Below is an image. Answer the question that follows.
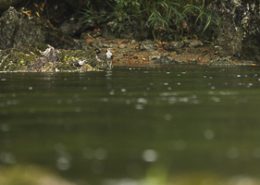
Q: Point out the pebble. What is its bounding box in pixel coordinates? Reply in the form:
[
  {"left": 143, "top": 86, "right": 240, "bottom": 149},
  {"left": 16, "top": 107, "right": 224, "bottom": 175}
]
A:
[
  {"left": 189, "top": 39, "right": 203, "bottom": 48},
  {"left": 139, "top": 40, "right": 157, "bottom": 51},
  {"left": 118, "top": 43, "right": 126, "bottom": 49},
  {"left": 163, "top": 41, "right": 184, "bottom": 51}
]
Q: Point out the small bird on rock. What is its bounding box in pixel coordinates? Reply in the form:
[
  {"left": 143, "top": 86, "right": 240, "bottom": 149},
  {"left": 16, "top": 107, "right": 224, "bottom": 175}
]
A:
[
  {"left": 106, "top": 48, "right": 113, "bottom": 69},
  {"left": 40, "top": 45, "right": 60, "bottom": 62},
  {"left": 95, "top": 48, "right": 113, "bottom": 69}
]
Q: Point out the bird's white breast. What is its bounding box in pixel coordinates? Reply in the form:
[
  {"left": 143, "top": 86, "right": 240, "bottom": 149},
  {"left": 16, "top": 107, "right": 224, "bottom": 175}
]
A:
[{"left": 106, "top": 50, "right": 113, "bottom": 59}]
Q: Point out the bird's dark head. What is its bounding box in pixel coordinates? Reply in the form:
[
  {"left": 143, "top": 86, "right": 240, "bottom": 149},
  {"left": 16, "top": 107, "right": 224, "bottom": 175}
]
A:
[{"left": 95, "top": 48, "right": 101, "bottom": 54}]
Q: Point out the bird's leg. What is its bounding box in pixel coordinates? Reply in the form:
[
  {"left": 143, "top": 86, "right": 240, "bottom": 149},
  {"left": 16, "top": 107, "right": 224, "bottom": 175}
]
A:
[{"left": 107, "top": 60, "right": 113, "bottom": 70}]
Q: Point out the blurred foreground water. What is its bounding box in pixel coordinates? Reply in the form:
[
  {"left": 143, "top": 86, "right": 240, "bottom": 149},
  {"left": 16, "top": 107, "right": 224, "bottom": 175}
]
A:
[{"left": 1, "top": 65, "right": 260, "bottom": 185}]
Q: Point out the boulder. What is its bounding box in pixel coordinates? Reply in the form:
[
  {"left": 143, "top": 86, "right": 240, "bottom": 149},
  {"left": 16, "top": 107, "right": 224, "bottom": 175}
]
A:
[
  {"left": 210, "top": 0, "right": 260, "bottom": 61},
  {"left": 0, "top": 7, "right": 45, "bottom": 49},
  {"left": 0, "top": 0, "right": 24, "bottom": 11},
  {"left": 0, "top": 7, "right": 80, "bottom": 50}
]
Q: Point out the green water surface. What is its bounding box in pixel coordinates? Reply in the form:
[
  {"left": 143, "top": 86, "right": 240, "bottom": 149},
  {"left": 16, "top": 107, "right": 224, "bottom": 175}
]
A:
[{"left": 1, "top": 66, "right": 260, "bottom": 184}]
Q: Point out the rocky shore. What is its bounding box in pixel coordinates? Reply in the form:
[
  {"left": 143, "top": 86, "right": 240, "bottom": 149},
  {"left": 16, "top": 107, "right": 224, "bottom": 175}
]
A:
[{"left": 0, "top": 4, "right": 259, "bottom": 72}]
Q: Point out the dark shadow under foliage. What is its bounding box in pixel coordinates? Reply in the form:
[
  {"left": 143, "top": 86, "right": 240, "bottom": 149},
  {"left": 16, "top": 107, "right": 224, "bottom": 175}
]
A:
[{"left": 81, "top": 0, "right": 219, "bottom": 40}]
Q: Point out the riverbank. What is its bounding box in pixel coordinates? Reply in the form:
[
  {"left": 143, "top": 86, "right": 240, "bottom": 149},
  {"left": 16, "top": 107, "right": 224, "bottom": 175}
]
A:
[
  {"left": 0, "top": 36, "right": 257, "bottom": 73},
  {"left": 0, "top": 4, "right": 259, "bottom": 72},
  {"left": 91, "top": 37, "right": 257, "bottom": 67}
]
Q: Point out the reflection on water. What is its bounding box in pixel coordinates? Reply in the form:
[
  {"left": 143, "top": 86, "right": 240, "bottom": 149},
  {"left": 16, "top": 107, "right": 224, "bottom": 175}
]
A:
[
  {"left": 1, "top": 166, "right": 260, "bottom": 185},
  {"left": 0, "top": 166, "right": 74, "bottom": 185},
  {"left": 1, "top": 66, "right": 260, "bottom": 184}
]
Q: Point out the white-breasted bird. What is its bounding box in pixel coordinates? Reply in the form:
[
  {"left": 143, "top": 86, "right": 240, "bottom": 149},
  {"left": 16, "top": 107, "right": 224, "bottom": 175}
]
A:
[
  {"left": 95, "top": 48, "right": 113, "bottom": 69},
  {"left": 106, "top": 48, "right": 113, "bottom": 69}
]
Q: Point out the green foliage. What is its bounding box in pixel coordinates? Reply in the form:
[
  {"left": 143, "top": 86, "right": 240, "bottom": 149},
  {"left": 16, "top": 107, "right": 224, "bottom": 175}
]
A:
[
  {"left": 145, "top": 0, "right": 183, "bottom": 39},
  {"left": 81, "top": 1, "right": 110, "bottom": 27},
  {"left": 183, "top": 1, "right": 220, "bottom": 33},
  {"left": 82, "top": 0, "right": 219, "bottom": 39}
]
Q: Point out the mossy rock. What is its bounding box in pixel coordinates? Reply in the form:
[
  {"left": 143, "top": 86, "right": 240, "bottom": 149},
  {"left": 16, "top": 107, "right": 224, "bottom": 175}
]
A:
[
  {"left": 0, "top": 47, "right": 100, "bottom": 72},
  {"left": 0, "top": 48, "right": 39, "bottom": 71}
]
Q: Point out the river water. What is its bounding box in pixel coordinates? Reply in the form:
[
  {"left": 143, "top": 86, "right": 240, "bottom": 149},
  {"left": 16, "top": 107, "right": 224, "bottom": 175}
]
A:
[{"left": 1, "top": 66, "right": 260, "bottom": 185}]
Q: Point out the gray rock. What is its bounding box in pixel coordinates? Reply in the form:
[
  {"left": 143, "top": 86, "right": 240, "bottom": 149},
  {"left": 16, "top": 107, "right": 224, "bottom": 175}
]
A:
[
  {"left": 0, "top": 7, "right": 81, "bottom": 50},
  {"left": 210, "top": 0, "right": 260, "bottom": 61},
  {"left": 0, "top": 0, "right": 24, "bottom": 11},
  {"left": 139, "top": 40, "right": 157, "bottom": 51},
  {"left": 163, "top": 41, "right": 184, "bottom": 51},
  {"left": 0, "top": 7, "right": 46, "bottom": 49},
  {"left": 149, "top": 54, "right": 178, "bottom": 64},
  {"left": 189, "top": 40, "right": 203, "bottom": 48}
]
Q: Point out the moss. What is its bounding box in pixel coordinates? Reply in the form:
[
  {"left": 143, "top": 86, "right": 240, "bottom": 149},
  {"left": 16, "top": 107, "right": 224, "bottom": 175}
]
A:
[
  {"left": 56, "top": 61, "right": 75, "bottom": 71},
  {"left": 56, "top": 49, "right": 97, "bottom": 71},
  {"left": 0, "top": 47, "right": 98, "bottom": 72},
  {"left": 0, "top": 48, "right": 38, "bottom": 71}
]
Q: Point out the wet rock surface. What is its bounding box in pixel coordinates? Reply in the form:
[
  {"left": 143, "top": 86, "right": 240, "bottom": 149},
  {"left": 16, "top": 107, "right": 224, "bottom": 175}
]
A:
[
  {"left": 0, "top": 0, "right": 24, "bottom": 10},
  {"left": 0, "top": 7, "right": 80, "bottom": 50},
  {"left": 0, "top": 7, "right": 45, "bottom": 49},
  {"left": 139, "top": 40, "right": 157, "bottom": 51},
  {"left": 210, "top": 0, "right": 260, "bottom": 61},
  {"left": 209, "top": 56, "right": 254, "bottom": 66},
  {"left": 162, "top": 41, "right": 184, "bottom": 52},
  {"left": 242, "top": 35, "right": 260, "bottom": 62}
]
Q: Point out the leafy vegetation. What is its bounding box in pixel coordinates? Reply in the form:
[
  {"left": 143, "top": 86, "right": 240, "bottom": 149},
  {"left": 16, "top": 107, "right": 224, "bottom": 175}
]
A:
[{"left": 81, "top": 0, "right": 220, "bottom": 40}]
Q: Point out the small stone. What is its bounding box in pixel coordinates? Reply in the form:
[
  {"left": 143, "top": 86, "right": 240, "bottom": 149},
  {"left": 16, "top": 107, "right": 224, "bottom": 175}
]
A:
[
  {"left": 163, "top": 41, "right": 184, "bottom": 51},
  {"left": 103, "top": 43, "right": 113, "bottom": 48},
  {"left": 118, "top": 43, "right": 126, "bottom": 49},
  {"left": 139, "top": 40, "right": 157, "bottom": 51},
  {"left": 150, "top": 54, "right": 178, "bottom": 64},
  {"left": 189, "top": 39, "right": 203, "bottom": 48},
  {"left": 149, "top": 55, "right": 160, "bottom": 62},
  {"left": 131, "top": 40, "right": 136, "bottom": 44},
  {"left": 80, "top": 64, "right": 95, "bottom": 72}
]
